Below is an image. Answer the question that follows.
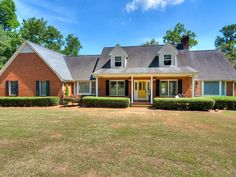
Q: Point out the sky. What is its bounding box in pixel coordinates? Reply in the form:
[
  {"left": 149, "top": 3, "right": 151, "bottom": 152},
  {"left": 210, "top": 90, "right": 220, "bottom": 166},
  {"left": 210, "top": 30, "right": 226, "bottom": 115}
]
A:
[{"left": 14, "top": 0, "right": 236, "bottom": 55}]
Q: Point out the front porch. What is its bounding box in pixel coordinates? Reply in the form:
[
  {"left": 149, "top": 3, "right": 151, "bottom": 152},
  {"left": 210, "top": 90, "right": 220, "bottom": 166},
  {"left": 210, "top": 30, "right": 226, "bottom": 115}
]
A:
[{"left": 95, "top": 75, "right": 195, "bottom": 104}]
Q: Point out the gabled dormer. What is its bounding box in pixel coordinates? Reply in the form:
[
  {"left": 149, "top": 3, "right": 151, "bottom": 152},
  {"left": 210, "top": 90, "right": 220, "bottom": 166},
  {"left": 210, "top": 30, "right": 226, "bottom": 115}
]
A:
[
  {"left": 109, "top": 44, "right": 128, "bottom": 68},
  {"left": 158, "top": 43, "right": 178, "bottom": 67}
]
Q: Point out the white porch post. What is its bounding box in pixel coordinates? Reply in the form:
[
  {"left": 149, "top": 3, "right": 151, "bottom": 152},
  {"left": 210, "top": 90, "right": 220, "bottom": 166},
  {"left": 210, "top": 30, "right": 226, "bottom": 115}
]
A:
[
  {"left": 96, "top": 77, "right": 98, "bottom": 97},
  {"left": 219, "top": 81, "right": 222, "bottom": 96},
  {"left": 150, "top": 76, "right": 153, "bottom": 104},
  {"left": 233, "top": 81, "right": 235, "bottom": 96},
  {"left": 201, "top": 81, "right": 204, "bottom": 96},
  {"left": 77, "top": 82, "right": 79, "bottom": 95},
  {"left": 192, "top": 75, "right": 195, "bottom": 98},
  {"left": 131, "top": 76, "right": 134, "bottom": 103}
]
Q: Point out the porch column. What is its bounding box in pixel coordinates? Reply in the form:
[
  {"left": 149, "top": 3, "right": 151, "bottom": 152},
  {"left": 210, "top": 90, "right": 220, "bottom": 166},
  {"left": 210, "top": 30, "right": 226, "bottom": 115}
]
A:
[
  {"left": 192, "top": 75, "right": 195, "bottom": 98},
  {"left": 233, "top": 81, "right": 235, "bottom": 96},
  {"left": 150, "top": 76, "right": 153, "bottom": 104},
  {"left": 96, "top": 77, "right": 98, "bottom": 97},
  {"left": 219, "top": 81, "right": 222, "bottom": 96},
  {"left": 131, "top": 76, "right": 134, "bottom": 103}
]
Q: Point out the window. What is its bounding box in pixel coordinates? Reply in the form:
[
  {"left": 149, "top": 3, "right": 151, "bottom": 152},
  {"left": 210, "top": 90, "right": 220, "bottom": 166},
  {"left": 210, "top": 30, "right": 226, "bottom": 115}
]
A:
[
  {"left": 8, "top": 81, "right": 18, "bottom": 96},
  {"left": 36, "top": 81, "right": 49, "bottom": 96},
  {"left": 39, "top": 81, "right": 47, "bottom": 96},
  {"left": 79, "top": 81, "right": 96, "bottom": 95},
  {"left": 109, "top": 80, "right": 125, "bottom": 96},
  {"left": 160, "top": 80, "right": 177, "bottom": 97},
  {"left": 91, "top": 82, "right": 96, "bottom": 95},
  {"left": 115, "top": 57, "right": 122, "bottom": 67},
  {"left": 204, "top": 81, "right": 220, "bottom": 96},
  {"left": 79, "top": 82, "right": 90, "bottom": 94},
  {"left": 164, "top": 54, "right": 172, "bottom": 66}
]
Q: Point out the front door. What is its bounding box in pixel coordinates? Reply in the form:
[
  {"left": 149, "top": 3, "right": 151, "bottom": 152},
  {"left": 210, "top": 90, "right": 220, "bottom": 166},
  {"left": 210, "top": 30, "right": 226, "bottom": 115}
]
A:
[{"left": 134, "top": 80, "right": 150, "bottom": 101}]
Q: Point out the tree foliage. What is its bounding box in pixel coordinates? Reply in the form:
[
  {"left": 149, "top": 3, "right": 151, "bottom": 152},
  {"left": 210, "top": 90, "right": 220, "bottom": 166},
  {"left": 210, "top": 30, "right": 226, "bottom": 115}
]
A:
[
  {"left": 0, "top": 26, "right": 10, "bottom": 68},
  {"left": 0, "top": 0, "right": 19, "bottom": 31},
  {"left": 63, "top": 34, "right": 82, "bottom": 56},
  {"left": 143, "top": 38, "right": 159, "bottom": 46},
  {"left": 215, "top": 24, "right": 236, "bottom": 65},
  {"left": 163, "top": 23, "right": 198, "bottom": 48}
]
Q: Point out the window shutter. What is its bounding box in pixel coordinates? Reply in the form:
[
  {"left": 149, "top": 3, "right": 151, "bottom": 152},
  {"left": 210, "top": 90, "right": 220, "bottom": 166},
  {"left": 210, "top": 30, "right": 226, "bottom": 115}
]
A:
[
  {"left": 156, "top": 80, "right": 160, "bottom": 97},
  {"left": 16, "top": 81, "right": 19, "bottom": 96},
  {"left": 178, "top": 79, "right": 183, "bottom": 94},
  {"left": 46, "top": 80, "right": 50, "bottom": 96},
  {"left": 106, "top": 80, "right": 109, "bottom": 96},
  {"left": 5, "top": 81, "right": 9, "bottom": 96},
  {"left": 36, "top": 80, "right": 39, "bottom": 96},
  {"left": 125, "top": 80, "right": 129, "bottom": 96}
]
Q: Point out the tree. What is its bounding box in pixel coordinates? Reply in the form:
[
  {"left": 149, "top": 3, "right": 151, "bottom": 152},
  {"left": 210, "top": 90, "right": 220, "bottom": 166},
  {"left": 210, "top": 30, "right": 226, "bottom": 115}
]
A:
[
  {"left": 44, "top": 25, "right": 64, "bottom": 52},
  {"left": 163, "top": 23, "right": 198, "bottom": 48},
  {"left": 0, "top": 26, "right": 11, "bottom": 68},
  {"left": 20, "top": 17, "right": 64, "bottom": 51},
  {"left": 20, "top": 17, "right": 47, "bottom": 45},
  {"left": 143, "top": 38, "right": 159, "bottom": 46},
  {"left": 215, "top": 24, "right": 236, "bottom": 64},
  {"left": 63, "top": 34, "right": 82, "bottom": 56},
  {"left": 0, "top": 0, "right": 19, "bottom": 31}
]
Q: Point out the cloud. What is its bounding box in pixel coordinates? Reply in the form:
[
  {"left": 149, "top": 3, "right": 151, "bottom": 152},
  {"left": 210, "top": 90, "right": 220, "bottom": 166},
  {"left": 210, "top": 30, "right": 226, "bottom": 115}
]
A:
[
  {"left": 14, "top": 0, "right": 77, "bottom": 24},
  {"left": 125, "top": 0, "right": 185, "bottom": 13}
]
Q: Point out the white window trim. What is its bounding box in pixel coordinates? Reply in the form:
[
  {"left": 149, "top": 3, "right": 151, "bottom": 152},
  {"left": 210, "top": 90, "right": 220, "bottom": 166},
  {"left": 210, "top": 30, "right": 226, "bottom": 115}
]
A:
[
  {"left": 160, "top": 80, "right": 178, "bottom": 97},
  {"left": 39, "top": 81, "right": 47, "bottom": 96},
  {"left": 114, "top": 56, "right": 122, "bottom": 68},
  {"left": 202, "top": 81, "right": 227, "bottom": 96},
  {"left": 109, "top": 80, "right": 125, "bottom": 96},
  {"left": 78, "top": 81, "right": 96, "bottom": 95},
  {"left": 163, "top": 54, "right": 172, "bottom": 66}
]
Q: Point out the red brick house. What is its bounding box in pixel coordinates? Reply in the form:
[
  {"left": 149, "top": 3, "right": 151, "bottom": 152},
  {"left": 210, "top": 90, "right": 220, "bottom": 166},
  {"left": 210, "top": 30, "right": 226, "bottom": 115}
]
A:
[{"left": 0, "top": 38, "right": 236, "bottom": 104}]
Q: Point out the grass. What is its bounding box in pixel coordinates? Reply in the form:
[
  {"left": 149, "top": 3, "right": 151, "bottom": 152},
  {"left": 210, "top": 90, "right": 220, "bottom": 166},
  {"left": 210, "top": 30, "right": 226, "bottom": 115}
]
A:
[{"left": 0, "top": 107, "right": 236, "bottom": 177}]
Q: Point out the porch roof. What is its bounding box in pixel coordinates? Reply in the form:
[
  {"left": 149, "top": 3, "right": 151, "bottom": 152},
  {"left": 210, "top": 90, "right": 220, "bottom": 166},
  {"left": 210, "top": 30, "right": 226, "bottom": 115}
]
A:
[{"left": 93, "top": 66, "right": 198, "bottom": 76}]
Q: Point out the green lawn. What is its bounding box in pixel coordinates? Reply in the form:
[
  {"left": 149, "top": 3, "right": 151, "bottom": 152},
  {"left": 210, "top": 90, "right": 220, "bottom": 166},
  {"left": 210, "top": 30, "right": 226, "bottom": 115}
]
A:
[{"left": 0, "top": 108, "right": 236, "bottom": 177}]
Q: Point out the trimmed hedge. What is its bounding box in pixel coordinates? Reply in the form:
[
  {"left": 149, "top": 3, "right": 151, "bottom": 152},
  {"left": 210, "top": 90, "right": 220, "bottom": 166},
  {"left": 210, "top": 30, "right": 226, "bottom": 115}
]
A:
[
  {"left": 153, "top": 98, "right": 215, "bottom": 111},
  {"left": 82, "top": 96, "right": 130, "bottom": 108},
  {"left": 0, "top": 97, "right": 60, "bottom": 107},
  {"left": 210, "top": 96, "right": 236, "bottom": 110}
]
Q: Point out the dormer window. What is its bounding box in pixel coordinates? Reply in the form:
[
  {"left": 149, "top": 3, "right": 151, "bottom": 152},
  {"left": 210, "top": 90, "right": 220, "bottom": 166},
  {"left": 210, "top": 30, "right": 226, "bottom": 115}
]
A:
[
  {"left": 115, "top": 57, "right": 122, "bottom": 67},
  {"left": 164, "top": 55, "right": 172, "bottom": 66}
]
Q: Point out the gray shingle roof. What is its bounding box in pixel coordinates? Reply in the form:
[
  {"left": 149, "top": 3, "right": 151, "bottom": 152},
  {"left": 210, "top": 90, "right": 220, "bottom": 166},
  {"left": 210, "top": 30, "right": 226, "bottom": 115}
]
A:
[
  {"left": 177, "top": 50, "right": 236, "bottom": 80},
  {"left": 96, "top": 45, "right": 164, "bottom": 69},
  {"left": 94, "top": 67, "right": 198, "bottom": 75},
  {"left": 28, "top": 41, "right": 73, "bottom": 81},
  {"left": 65, "top": 55, "right": 99, "bottom": 80}
]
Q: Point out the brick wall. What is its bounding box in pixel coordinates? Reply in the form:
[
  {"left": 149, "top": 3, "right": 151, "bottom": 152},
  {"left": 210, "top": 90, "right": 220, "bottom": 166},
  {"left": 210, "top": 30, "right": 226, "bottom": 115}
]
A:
[
  {"left": 0, "top": 53, "right": 63, "bottom": 98},
  {"left": 227, "top": 81, "right": 233, "bottom": 96}
]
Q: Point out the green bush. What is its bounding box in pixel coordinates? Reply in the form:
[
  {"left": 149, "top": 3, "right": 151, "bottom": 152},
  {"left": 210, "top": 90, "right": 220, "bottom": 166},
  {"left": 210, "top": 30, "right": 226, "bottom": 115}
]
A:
[
  {"left": 0, "top": 97, "right": 60, "bottom": 107},
  {"left": 82, "top": 96, "right": 130, "bottom": 108},
  {"left": 210, "top": 96, "right": 236, "bottom": 110},
  {"left": 153, "top": 98, "right": 215, "bottom": 111}
]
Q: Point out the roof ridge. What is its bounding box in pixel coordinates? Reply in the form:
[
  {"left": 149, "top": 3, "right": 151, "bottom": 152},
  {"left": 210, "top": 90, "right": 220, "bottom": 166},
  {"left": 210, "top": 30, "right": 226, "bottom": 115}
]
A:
[
  {"left": 186, "top": 49, "right": 220, "bottom": 52},
  {"left": 26, "top": 40, "right": 65, "bottom": 56},
  {"left": 103, "top": 44, "right": 164, "bottom": 49}
]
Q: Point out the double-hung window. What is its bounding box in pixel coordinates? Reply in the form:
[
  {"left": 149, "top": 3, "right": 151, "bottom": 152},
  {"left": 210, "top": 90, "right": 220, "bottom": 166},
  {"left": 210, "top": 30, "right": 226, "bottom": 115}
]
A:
[
  {"left": 79, "top": 81, "right": 96, "bottom": 95},
  {"left": 114, "top": 57, "right": 122, "bottom": 67},
  {"left": 7, "top": 81, "right": 18, "bottom": 96},
  {"left": 160, "top": 80, "right": 177, "bottom": 97},
  {"left": 39, "top": 81, "right": 47, "bottom": 96},
  {"left": 109, "top": 80, "right": 125, "bottom": 96},
  {"left": 164, "top": 54, "right": 172, "bottom": 66},
  {"left": 36, "top": 81, "right": 50, "bottom": 96}
]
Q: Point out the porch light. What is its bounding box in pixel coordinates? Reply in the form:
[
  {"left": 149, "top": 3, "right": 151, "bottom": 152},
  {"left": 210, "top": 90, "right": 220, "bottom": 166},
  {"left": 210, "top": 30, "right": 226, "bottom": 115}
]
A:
[{"left": 153, "top": 78, "right": 156, "bottom": 82}]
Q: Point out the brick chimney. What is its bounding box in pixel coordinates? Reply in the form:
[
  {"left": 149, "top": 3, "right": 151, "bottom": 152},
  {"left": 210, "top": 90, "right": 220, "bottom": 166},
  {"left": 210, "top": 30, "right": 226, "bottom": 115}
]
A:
[{"left": 181, "top": 35, "right": 190, "bottom": 50}]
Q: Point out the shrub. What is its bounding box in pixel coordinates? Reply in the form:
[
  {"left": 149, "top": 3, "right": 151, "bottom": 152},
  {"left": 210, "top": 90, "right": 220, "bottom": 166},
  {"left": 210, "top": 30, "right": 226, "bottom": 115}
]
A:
[
  {"left": 82, "top": 96, "right": 130, "bottom": 108},
  {"left": 0, "top": 97, "right": 60, "bottom": 107},
  {"left": 153, "top": 97, "right": 215, "bottom": 111},
  {"left": 210, "top": 96, "right": 236, "bottom": 110}
]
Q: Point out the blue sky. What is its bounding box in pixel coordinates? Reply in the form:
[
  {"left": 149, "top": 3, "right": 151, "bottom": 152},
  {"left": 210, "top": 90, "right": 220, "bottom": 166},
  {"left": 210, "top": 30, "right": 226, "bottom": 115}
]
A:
[{"left": 15, "top": 0, "right": 235, "bottom": 55}]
